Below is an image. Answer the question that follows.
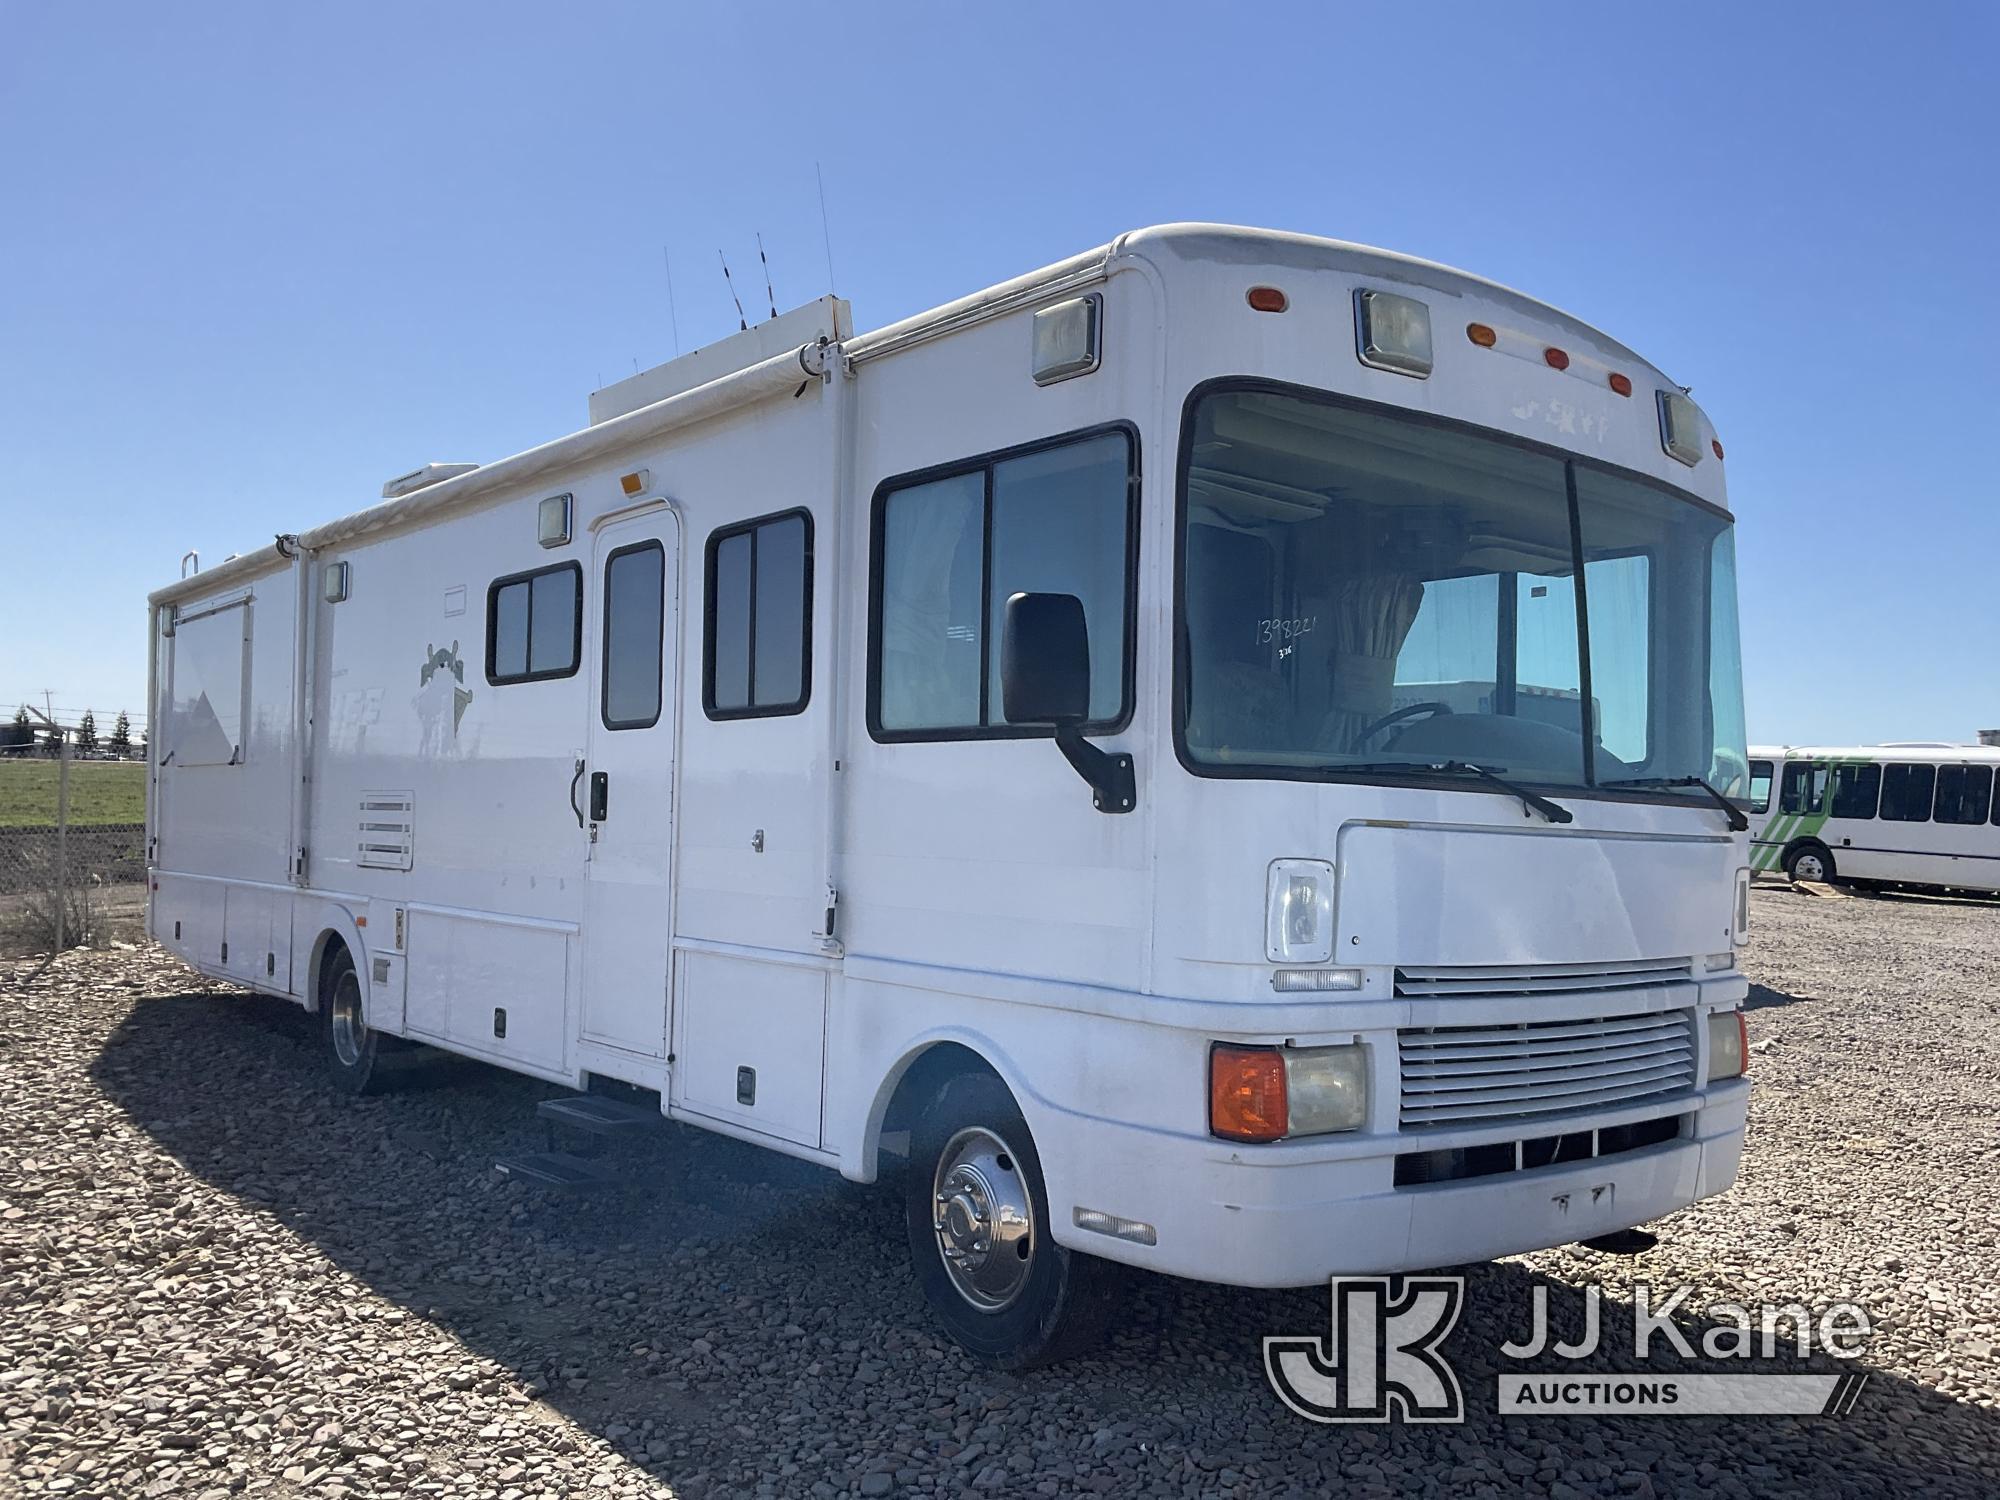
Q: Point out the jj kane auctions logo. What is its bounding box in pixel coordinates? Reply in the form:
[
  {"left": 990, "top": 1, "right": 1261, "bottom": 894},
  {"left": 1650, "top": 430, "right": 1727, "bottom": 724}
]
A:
[{"left": 1266, "top": 1278, "right": 1873, "bottom": 1422}]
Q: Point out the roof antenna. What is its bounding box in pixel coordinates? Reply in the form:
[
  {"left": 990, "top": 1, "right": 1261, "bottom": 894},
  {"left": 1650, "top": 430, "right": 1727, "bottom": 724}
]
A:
[
  {"left": 815, "top": 161, "right": 837, "bottom": 292},
  {"left": 756, "top": 232, "right": 778, "bottom": 320},
  {"left": 719, "top": 249, "right": 748, "bottom": 331},
  {"left": 662, "top": 246, "right": 682, "bottom": 356}
]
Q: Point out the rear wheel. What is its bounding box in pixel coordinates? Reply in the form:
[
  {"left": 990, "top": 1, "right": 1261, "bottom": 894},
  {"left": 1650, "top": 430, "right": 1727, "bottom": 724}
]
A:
[
  {"left": 1785, "top": 843, "right": 1836, "bottom": 884},
  {"left": 321, "top": 945, "right": 384, "bottom": 1095},
  {"left": 904, "top": 1072, "right": 1124, "bottom": 1369}
]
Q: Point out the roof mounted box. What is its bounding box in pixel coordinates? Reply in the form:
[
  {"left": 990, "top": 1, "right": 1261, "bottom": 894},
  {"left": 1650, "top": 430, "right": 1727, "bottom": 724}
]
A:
[
  {"left": 588, "top": 296, "right": 852, "bottom": 426},
  {"left": 382, "top": 462, "right": 480, "bottom": 500}
]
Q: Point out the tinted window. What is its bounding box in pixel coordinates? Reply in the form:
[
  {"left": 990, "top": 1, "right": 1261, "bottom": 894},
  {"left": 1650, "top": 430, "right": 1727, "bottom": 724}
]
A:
[
  {"left": 602, "top": 543, "right": 664, "bottom": 729},
  {"left": 487, "top": 563, "right": 581, "bottom": 683},
  {"left": 1829, "top": 762, "right": 1880, "bottom": 820},
  {"left": 1748, "top": 759, "right": 1773, "bottom": 815},
  {"left": 1879, "top": 763, "right": 1936, "bottom": 822},
  {"left": 1935, "top": 764, "right": 1993, "bottom": 825},
  {"left": 1780, "top": 762, "right": 1827, "bottom": 815},
  {"left": 704, "top": 511, "right": 813, "bottom": 719},
  {"left": 874, "top": 429, "right": 1134, "bottom": 737}
]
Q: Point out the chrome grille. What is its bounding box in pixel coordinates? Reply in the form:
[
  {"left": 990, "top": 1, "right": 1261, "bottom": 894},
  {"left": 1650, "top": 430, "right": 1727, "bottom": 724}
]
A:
[
  {"left": 1394, "top": 958, "right": 1694, "bottom": 1000},
  {"left": 1397, "top": 1011, "right": 1697, "bottom": 1128}
]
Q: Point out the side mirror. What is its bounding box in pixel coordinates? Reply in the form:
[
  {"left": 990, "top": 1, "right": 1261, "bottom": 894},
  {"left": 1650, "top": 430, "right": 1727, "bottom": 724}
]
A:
[
  {"left": 999, "top": 591, "right": 1135, "bottom": 815},
  {"left": 1001, "top": 591, "right": 1090, "bottom": 726}
]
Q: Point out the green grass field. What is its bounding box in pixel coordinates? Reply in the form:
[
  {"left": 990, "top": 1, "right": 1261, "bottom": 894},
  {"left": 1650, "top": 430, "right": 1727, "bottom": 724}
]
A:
[{"left": 0, "top": 760, "right": 146, "bottom": 827}]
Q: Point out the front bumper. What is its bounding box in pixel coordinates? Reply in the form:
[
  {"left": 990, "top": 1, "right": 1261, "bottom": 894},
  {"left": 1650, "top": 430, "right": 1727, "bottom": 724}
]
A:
[{"left": 1043, "top": 1079, "right": 1748, "bottom": 1288}]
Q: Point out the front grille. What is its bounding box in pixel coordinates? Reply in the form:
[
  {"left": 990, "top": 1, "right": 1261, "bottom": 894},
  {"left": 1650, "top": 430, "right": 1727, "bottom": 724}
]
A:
[
  {"left": 1393, "top": 1113, "right": 1686, "bottom": 1188},
  {"left": 1394, "top": 958, "right": 1694, "bottom": 1000},
  {"left": 1397, "top": 1011, "right": 1697, "bottom": 1128}
]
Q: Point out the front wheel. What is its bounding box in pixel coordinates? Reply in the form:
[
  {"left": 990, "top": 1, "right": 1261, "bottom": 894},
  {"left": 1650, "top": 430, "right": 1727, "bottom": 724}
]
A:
[
  {"left": 904, "top": 1072, "right": 1124, "bottom": 1369},
  {"left": 1785, "top": 843, "right": 1836, "bottom": 884}
]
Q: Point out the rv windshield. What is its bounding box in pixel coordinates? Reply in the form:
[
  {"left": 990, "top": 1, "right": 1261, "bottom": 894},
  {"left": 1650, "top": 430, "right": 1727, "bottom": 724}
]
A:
[{"left": 1178, "top": 385, "right": 1748, "bottom": 799}]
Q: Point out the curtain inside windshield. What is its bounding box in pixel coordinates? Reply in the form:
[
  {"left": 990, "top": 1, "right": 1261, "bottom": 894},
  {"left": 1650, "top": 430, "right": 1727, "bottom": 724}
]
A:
[{"left": 1179, "top": 388, "right": 1747, "bottom": 796}]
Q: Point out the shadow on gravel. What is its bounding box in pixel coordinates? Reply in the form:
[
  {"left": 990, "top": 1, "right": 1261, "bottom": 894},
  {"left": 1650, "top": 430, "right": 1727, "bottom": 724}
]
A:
[
  {"left": 90, "top": 987, "right": 2000, "bottom": 1499},
  {"left": 1744, "top": 983, "right": 1813, "bottom": 1011}
]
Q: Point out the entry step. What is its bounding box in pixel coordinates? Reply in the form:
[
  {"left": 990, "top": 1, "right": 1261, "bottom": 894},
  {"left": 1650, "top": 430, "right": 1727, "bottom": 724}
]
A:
[
  {"left": 536, "top": 1094, "right": 665, "bottom": 1135},
  {"left": 493, "top": 1151, "right": 624, "bottom": 1190}
]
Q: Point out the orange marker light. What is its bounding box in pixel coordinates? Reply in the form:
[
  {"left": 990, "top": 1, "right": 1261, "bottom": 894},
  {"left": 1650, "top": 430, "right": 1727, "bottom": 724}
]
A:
[
  {"left": 1466, "top": 322, "right": 1497, "bottom": 347},
  {"left": 1608, "top": 372, "right": 1633, "bottom": 397},
  {"left": 620, "top": 472, "right": 646, "bottom": 496},
  {"left": 1210, "top": 1045, "right": 1288, "bottom": 1142},
  {"left": 1735, "top": 1011, "right": 1750, "bottom": 1073},
  {"left": 1246, "top": 286, "right": 1288, "bottom": 313},
  {"left": 1543, "top": 347, "right": 1570, "bottom": 371},
  {"left": 1711, "top": 438, "right": 1725, "bottom": 461}
]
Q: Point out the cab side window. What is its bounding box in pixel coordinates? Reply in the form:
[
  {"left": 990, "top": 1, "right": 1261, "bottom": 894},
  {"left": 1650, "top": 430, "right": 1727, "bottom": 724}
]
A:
[{"left": 1747, "top": 759, "right": 1773, "bottom": 815}]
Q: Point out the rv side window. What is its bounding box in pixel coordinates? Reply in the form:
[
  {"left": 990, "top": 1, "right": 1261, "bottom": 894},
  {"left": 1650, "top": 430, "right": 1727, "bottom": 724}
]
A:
[
  {"left": 870, "top": 426, "right": 1136, "bottom": 738},
  {"left": 1747, "top": 759, "right": 1773, "bottom": 815},
  {"left": 704, "top": 510, "right": 813, "bottom": 718},
  {"left": 1879, "top": 763, "right": 1936, "bottom": 822},
  {"left": 1779, "top": 761, "right": 1827, "bottom": 815},
  {"left": 601, "top": 541, "right": 665, "bottom": 730},
  {"left": 486, "top": 563, "right": 581, "bottom": 684},
  {"left": 1934, "top": 764, "right": 1993, "bottom": 825},
  {"left": 1829, "top": 762, "right": 1881, "bottom": 820}
]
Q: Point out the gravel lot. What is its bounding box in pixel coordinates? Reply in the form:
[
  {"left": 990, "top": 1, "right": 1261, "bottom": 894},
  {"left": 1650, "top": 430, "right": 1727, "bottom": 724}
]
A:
[{"left": 2, "top": 886, "right": 1998, "bottom": 1498}]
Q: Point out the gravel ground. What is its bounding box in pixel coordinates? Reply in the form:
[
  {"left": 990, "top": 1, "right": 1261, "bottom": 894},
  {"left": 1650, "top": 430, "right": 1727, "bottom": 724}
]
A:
[{"left": 2, "top": 886, "right": 1998, "bottom": 1498}]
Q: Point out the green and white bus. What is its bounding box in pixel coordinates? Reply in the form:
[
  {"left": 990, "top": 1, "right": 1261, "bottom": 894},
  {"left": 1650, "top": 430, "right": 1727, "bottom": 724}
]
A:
[{"left": 1748, "top": 743, "right": 2000, "bottom": 893}]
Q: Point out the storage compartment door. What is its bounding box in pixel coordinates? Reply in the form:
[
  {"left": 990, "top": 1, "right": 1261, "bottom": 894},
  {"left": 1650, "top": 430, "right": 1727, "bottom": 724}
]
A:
[{"left": 674, "top": 952, "right": 827, "bottom": 1148}]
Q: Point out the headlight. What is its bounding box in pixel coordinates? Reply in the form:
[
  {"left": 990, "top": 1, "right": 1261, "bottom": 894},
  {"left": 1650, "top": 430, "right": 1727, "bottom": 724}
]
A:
[
  {"left": 1706, "top": 1011, "right": 1747, "bottom": 1082},
  {"left": 1209, "top": 1042, "right": 1368, "bottom": 1142},
  {"left": 1266, "top": 859, "right": 1335, "bottom": 964}
]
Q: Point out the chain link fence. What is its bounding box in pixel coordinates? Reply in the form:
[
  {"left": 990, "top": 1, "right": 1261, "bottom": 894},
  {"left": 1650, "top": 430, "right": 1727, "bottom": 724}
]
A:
[{"left": 0, "top": 749, "right": 149, "bottom": 961}]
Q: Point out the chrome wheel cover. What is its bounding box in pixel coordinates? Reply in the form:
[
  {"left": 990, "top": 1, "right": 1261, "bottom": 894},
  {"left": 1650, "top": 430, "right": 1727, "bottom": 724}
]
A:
[
  {"left": 1794, "top": 852, "right": 1826, "bottom": 882},
  {"left": 931, "top": 1125, "right": 1036, "bottom": 1311},
  {"left": 330, "top": 969, "right": 368, "bottom": 1068}
]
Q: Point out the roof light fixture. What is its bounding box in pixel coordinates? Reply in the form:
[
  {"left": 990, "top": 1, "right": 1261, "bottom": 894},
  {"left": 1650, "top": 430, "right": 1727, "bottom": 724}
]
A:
[
  {"left": 1354, "top": 289, "right": 1432, "bottom": 378},
  {"left": 1031, "top": 293, "right": 1102, "bottom": 385},
  {"left": 1657, "top": 390, "right": 1706, "bottom": 466}
]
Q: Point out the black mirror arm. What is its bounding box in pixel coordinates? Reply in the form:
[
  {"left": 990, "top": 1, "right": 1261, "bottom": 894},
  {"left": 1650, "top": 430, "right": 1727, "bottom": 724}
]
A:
[{"left": 1054, "top": 725, "right": 1136, "bottom": 815}]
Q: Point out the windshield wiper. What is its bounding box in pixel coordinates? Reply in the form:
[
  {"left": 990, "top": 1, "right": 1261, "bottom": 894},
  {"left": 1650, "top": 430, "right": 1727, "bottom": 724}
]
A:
[
  {"left": 1601, "top": 775, "right": 1749, "bottom": 832},
  {"left": 1336, "top": 760, "right": 1574, "bottom": 825}
]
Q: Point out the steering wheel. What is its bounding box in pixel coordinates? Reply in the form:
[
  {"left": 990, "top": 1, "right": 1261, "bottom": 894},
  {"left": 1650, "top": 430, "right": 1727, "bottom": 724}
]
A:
[{"left": 1353, "top": 700, "right": 1452, "bottom": 751}]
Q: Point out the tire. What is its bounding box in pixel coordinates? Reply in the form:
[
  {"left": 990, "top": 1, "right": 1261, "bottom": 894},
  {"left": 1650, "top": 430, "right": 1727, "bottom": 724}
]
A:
[
  {"left": 320, "top": 944, "right": 385, "bottom": 1095},
  {"left": 904, "top": 1072, "right": 1124, "bottom": 1370},
  {"left": 1784, "top": 843, "right": 1836, "bottom": 884}
]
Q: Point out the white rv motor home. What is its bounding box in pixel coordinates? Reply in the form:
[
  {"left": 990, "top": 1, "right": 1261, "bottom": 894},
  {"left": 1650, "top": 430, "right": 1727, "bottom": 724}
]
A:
[{"left": 148, "top": 225, "right": 1753, "bottom": 1367}]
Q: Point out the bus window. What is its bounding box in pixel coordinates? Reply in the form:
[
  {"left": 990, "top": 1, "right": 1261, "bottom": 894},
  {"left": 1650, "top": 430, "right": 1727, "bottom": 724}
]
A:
[
  {"left": 1935, "top": 765, "right": 1993, "bottom": 825},
  {"left": 1780, "top": 761, "right": 1828, "bottom": 815},
  {"left": 1829, "top": 763, "right": 1881, "bottom": 820},
  {"left": 1880, "top": 763, "right": 1937, "bottom": 822},
  {"left": 1748, "top": 759, "right": 1773, "bottom": 815}
]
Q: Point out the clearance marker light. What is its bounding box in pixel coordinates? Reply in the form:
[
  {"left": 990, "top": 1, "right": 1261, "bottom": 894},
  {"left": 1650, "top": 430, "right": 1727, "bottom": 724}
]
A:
[
  {"left": 619, "top": 470, "right": 651, "bottom": 496},
  {"left": 1543, "top": 346, "right": 1571, "bottom": 371},
  {"left": 1466, "top": 322, "right": 1497, "bottom": 347},
  {"left": 1712, "top": 438, "right": 1726, "bottom": 461},
  {"left": 1246, "top": 285, "right": 1288, "bottom": 313},
  {"left": 1608, "top": 372, "right": 1634, "bottom": 397}
]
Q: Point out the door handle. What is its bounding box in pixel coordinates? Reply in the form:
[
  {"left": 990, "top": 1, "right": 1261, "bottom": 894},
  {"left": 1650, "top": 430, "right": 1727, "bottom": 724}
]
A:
[
  {"left": 569, "top": 758, "right": 586, "bottom": 828},
  {"left": 590, "top": 771, "right": 609, "bottom": 822}
]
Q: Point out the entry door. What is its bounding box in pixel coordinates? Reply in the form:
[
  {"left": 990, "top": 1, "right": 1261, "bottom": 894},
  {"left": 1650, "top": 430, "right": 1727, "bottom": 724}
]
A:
[{"left": 580, "top": 509, "right": 679, "bottom": 1057}]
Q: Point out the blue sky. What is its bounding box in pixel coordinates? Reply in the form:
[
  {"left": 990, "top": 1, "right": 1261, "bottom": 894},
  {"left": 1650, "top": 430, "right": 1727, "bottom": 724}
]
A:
[{"left": 2, "top": 2, "right": 1994, "bottom": 745}]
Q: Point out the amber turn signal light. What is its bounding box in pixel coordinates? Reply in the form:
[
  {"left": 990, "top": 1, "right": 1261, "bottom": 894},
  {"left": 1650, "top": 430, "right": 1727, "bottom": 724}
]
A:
[{"left": 1210, "top": 1044, "right": 1288, "bottom": 1142}]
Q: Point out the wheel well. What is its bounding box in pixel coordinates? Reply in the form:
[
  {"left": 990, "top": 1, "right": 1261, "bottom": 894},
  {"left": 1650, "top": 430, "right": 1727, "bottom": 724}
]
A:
[
  {"left": 308, "top": 931, "right": 350, "bottom": 1011},
  {"left": 874, "top": 1042, "right": 1003, "bottom": 1174},
  {"left": 1784, "top": 837, "right": 1832, "bottom": 861}
]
